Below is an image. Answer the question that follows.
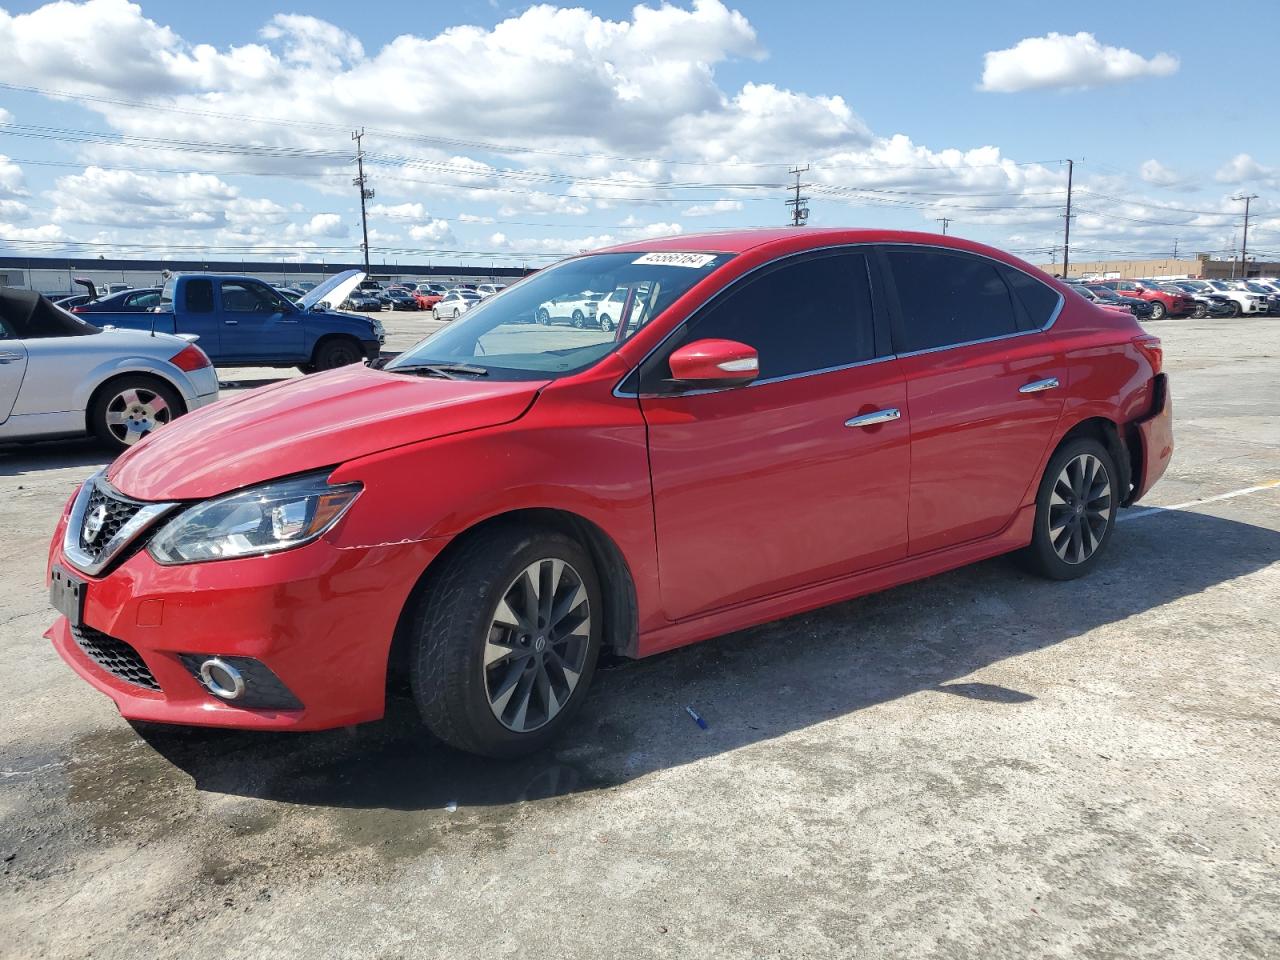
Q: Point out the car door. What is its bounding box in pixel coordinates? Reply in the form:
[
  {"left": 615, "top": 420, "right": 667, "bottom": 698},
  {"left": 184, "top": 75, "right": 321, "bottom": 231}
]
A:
[
  {"left": 217, "top": 279, "right": 303, "bottom": 361},
  {"left": 878, "top": 245, "right": 1067, "bottom": 556},
  {"left": 636, "top": 248, "right": 909, "bottom": 621},
  {"left": 0, "top": 321, "right": 28, "bottom": 424}
]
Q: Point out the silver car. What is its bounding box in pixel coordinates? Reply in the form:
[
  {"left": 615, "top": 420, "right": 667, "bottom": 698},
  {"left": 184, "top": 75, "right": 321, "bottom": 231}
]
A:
[{"left": 0, "top": 288, "right": 219, "bottom": 452}]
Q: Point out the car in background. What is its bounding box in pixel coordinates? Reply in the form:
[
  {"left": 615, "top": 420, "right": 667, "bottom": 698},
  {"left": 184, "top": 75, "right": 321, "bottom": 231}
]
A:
[
  {"left": 340, "top": 291, "right": 385, "bottom": 313},
  {"left": 432, "top": 289, "right": 482, "bottom": 320},
  {"left": 274, "top": 286, "right": 306, "bottom": 304},
  {"left": 536, "top": 291, "right": 608, "bottom": 327},
  {"left": 413, "top": 288, "right": 444, "bottom": 311},
  {"left": 52, "top": 293, "right": 94, "bottom": 310},
  {"left": 1197, "top": 280, "right": 1269, "bottom": 316},
  {"left": 385, "top": 289, "right": 419, "bottom": 311},
  {"left": 0, "top": 288, "right": 217, "bottom": 451},
  {"left": 1093, "top": 279, "right": 1191, "bottom": 321},
  {"left": 73, "top": 288, "right": 162, "bottom": 315},
  {"left": 1162, "top": 281, "right": 1235, "bottom": 319},
  {"left": 1071, "top": 284, "right": 1153, "bottom": 319},
  {"left": 449, "top": 283, "right": 478, "bottom": 293},
  {"left": 476, "top": 284, "right": 507, "bottom": 298},
  {"left": 41, "top": 228, "right": 1172, "bottom": 758},
  {"left": 295, "top": 281, "right": 318, "bottom": 293},
  {"left": 416, "top": 283, "right": 449, "bottom": 297},
  {"left": 594, "top": 285, "right": 652, "bottom": 332},
  {"left": 100, "top": 283, "right": 131, "bottom": 296},
  {"left": 1240, "top": 281, "right": 1280, "bottom": 314}
]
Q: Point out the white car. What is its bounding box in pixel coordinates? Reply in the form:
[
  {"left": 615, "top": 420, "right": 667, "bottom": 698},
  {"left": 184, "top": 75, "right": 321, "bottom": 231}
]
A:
[
  {"left": 535, "top": 291, "right": 607, "bottom": 327},
  {"left": 0, "top": 288, "right": 218, "bottom": 451},
  {"left": 476, "top": 284, "right": 507, "bottom": 298},
  {"left": 432, "top": 290, "right": 482, "bottom": 321},
  {"left": 1201, "top": 280, "right": 1269, "bottom": 316},
  {"left": 594, "top": 286, "right": 652, "bottom": 333}
]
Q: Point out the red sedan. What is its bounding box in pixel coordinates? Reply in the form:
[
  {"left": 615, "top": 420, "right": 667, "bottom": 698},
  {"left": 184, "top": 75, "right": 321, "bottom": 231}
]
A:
[
  {"left": 413, "top": 290, "right": 443, "bottom": 311},
  {"left": 45, "top": 229, "right": 1172, "bottom": 757}
]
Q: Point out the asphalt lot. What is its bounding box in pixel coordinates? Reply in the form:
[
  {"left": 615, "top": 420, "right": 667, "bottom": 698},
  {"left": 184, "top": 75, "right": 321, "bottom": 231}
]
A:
[{"left": 1, "top": 311, "right": 1278, "bottom": 960}]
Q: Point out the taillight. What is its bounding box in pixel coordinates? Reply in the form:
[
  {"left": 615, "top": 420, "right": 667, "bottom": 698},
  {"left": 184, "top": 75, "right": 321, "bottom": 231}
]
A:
[
  {"left": 71, "top": 306, "right": 85, "bottom": 313},
  {"left": 170, "top": 344, "right": 211, "bottom": 371},
  {"left": 1132, "top": 333, "right": 1163, "bottom": 375}
]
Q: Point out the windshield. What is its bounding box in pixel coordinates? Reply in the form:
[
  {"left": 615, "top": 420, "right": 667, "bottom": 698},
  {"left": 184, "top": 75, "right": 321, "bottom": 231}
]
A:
[{"left": 388, "top": 251, "right": 733, "bottom": 380}]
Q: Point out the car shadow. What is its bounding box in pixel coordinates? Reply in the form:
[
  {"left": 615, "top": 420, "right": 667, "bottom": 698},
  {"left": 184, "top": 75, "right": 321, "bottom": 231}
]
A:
[
  {"left": 134, "top": 508, "right": 1279, "bottom": 812},
  {"left": 0, "top": 437, "right": 109, "bottom": 476}
]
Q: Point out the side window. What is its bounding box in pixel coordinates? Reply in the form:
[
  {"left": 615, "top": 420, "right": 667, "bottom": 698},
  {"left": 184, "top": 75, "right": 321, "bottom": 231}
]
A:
[
  {"left": 1001, "top": 266, "right": 1062, "bottom": 330},
  {"left": 124, "top": 291, "right": 160, "bottom": 310},
  {"left": 184, "top": 280, "right": 215, "bottom": 313},
  {"left": 642, "top": 251, "right": 877, "bottom": 389},
  {"left": 885, "top": 248, "right": 1019, "bottom": 352},
  {"left": 221, "top": 281, "right": 281, "bottom": 313}
]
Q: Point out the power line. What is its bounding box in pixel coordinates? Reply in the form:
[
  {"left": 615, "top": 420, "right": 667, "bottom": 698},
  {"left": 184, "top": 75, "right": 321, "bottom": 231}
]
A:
[
  {"left": 352, "top": 129, "right": 374, "bottom": 271},
  {"left": 935, "top": 217, "right": 952, "bottom": 235},
  {"left": 1233, "top": 193, "right": 1259, "bottom": 278},
  {"left": 785, "top": 165, "right": 810, "bottom": 226}
]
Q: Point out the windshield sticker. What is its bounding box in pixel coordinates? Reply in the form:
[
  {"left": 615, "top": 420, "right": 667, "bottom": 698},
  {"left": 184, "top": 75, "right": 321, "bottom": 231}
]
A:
[{"left": 631, "top": 252, "right": 718, "bottom": 269}]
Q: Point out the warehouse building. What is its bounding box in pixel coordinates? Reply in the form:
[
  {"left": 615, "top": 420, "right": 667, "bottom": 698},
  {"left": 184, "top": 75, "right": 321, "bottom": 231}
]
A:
[
  {"left": 0, "top": 256, "right": 534, "bottom": 296},
  {"left": 1034, "top": 253, "right": 1280, "bottom": 280}
]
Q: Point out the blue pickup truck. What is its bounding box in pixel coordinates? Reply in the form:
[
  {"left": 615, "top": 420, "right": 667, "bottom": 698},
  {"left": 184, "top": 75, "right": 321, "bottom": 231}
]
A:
[{"left": 77, "top": 270, "right": 384, "bottom": 370}]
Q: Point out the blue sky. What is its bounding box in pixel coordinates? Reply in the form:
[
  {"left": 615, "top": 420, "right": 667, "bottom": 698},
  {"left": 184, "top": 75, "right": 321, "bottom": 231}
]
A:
[{"left": 0, "top": 0, "right": 1275, "bottom": 267}]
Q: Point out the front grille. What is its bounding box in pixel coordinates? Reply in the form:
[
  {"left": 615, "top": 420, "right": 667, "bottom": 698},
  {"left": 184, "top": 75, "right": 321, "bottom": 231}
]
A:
[
  {"left": 78, "top": 482, "right": 145, "bottom": 563},
  {"left": 71, "top": 624, "right": 160, "bottom": 691}
]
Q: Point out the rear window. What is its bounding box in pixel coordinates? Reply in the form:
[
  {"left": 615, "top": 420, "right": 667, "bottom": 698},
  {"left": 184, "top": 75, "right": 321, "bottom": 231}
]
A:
[
  {"left": 1001, "top": 267, "right": 1062, "bottom": 328},
  {"left": 184, "top": 279, "right": 215, "bottom": 313},
  {"left": 886, "top": 248, "right": 1020, "bottom": 352}
]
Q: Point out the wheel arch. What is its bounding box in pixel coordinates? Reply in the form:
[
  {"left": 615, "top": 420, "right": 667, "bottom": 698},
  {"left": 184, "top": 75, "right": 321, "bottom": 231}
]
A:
[
  {"left": 1052, "top": 415, "right": 1134, "bottom": 505},
  {"left": 83, "top": 369, "right": 189, "bottom": 436},
  {"left": 385, "top": 506, "right": 641, "bottom": 694}
]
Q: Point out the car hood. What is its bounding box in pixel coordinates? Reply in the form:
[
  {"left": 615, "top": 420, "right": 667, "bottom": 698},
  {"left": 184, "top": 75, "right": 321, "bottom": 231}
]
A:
[
  {"left": 299, "top": 269, "right": 364, "bottom": 311},
  {"left": 108, "top": 365, "right": 549, "bottom": 501}
]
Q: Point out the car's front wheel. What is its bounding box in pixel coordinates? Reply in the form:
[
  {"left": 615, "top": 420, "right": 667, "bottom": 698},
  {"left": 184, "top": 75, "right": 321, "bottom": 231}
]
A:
[
  {"left": 536, "top": 309, "right": 551, "bottom": 325},
  {"left": 598, "top": 313, "right": 615, "bottom": 332},
  {"left": 1192, "top": 302, "right": 1207, "bottom": 319},
  {"left": 1227, "top": 300, "right": 1242, "bottom": 317},
  {"left": 1148, "top": 300, "right": 1166, "bottom": 321},
  {"left": 312, "top": 337, "right": 365, "bottom": 371},
  {"left": 89, "top": 375, "right": 183, "bottom": 453},
  {"left": 409, "top": 524, "right": 602, "bottom": 757},
  {"left": 1022, "top": 437, "right": 1118, "bottom": 580}
]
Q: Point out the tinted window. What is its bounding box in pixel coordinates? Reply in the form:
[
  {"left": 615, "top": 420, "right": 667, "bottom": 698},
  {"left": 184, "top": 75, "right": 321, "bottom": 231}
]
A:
[
  {"left": 1001, "top": 267, "right": 1061, "bottom": 328},
  {"left": 221, "top": 281, "right": 285, "bottom": 313},
  {"left": 124, "top": 291, "right": 160, "bottom": 309},
  {"left": 184, "top": 279, "right": 214, "bottom": 313},
  {"left": 644, "top": 251, "right": 876, "bottom": 388},
  {"left": 886, "top": 249, "right": 1018, "bottom": 352}
]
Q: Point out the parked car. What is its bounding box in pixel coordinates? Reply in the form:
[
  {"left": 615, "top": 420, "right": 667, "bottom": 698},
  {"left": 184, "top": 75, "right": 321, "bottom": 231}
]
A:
[
  {"left": 1093, "top": 280, "right": 1191, "bottom": 320},
  {"left": 433, "top": 289, "right": 481, "bottom": 320},
  {"left": 1197, "top": 280, "right": 1269, "bottom": 316},
  {"left": 43, "top": 229, "right": 1171, "bottom": 758},
  {"left": 0, "top": 288, "right": 216, "bottom": 451},
  {"left": 385, "top": 289, "right": 419, "bottom": 311},
  {"left": 51, "top": 294, "right": 94, "bottom": 310},
  {"left": 1078, "top": 284, "right": 1156, "bottom": 319},
  {"left": 72, "top": 287, "right": 162, "bottom": 315},
  {"left": 536, "top": 291, "right": 607, "bottom": 327},
  {"left": 1162, "top": 281, "right": 1235, "bottom": 319},
  {"left": 417, "top": 283, "right": 449, "bottom": 296},
  {"left": 476, "top": 284, "right": 507, "bottom": 298},
  {"left": 68, "top": 270, "right": 383, "bottom": 370},
  {"left": 594, "top": 285, "right": 652, "bottom": 332},
  {"left": 295, "top": 281, "right": 318, "bottom": 293},
  {"left": 412, "top": 289, "right": 444, "bottom": 311},
  {"left": 340, "top": 292, "right": 385, "bottom": 313},
  {"left": 1240, "top": 281, "right": 1280, "bottom": 315},
  {"left": 1069, "top": 284, "right": 1138, "bottom": 318}
]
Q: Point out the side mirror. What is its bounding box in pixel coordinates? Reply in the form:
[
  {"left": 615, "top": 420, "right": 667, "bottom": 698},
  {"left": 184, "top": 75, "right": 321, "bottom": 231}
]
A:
[{"left": 668, "top": 338, "right": 759, "bottom": 388}]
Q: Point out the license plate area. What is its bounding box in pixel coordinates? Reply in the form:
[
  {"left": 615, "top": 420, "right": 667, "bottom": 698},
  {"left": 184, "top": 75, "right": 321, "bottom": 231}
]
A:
[{"left": 50, "top": 564, "right": 86, "bottom": 628}]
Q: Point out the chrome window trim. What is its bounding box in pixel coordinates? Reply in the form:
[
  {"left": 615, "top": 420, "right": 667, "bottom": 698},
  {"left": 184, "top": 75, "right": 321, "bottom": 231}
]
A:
[
  {"left": 612, "top": 240, "right": 1064, "bottom": 399},
  {"left": 62, "top": 469, "right": 180, "bottom": 577}
]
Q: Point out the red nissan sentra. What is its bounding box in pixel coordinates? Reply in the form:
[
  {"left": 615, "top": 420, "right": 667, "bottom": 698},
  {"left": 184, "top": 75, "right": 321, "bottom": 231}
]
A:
[{"left": 45, "top": 229, "right": 1173, "bottom": 757}]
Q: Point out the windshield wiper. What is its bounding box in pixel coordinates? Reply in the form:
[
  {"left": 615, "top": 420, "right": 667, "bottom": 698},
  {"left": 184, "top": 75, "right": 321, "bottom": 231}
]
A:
[{"left": 391, "top": 362, "right": 490, "bottom": 379}]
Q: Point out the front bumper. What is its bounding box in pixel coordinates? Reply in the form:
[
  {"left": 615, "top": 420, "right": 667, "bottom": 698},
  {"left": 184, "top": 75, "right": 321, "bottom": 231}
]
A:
[{"left": 45, "top": 515, "right": 444, "bottom": 731}]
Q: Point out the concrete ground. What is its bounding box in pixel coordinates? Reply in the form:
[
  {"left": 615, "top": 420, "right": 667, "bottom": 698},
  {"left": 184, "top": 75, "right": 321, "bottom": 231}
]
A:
[{"left": 1, "top": 312, "right": 1277, "bottom": 960}]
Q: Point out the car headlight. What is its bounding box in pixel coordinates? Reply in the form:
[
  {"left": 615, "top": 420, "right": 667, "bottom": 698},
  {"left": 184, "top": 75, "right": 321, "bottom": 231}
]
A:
[{"left": 148, "top": 472, "right": 362, "bottom": 564}]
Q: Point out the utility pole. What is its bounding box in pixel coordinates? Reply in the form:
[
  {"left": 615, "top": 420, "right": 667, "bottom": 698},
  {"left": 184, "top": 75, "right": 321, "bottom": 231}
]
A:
[
  {"left": 1172, "top": 237, "right": 1179, "bottom": 259},
  {"left": 786, "top": 165, "right": 810, "bottom": 226},
  {"left": 1048, "top": 245, "right": 1059, "bottom": 273},
  {"left": 352, "top": 129, "right": 374, "bottom": 271},
  {"left": 1233, "top": 193, "right": 1259, "bottom": 278},
  {"left": 935, "top": 217, "right": 953, "bottom": 235},
  {"left": 1062, "top": 158, "right": 1074, "bottom": 279}
]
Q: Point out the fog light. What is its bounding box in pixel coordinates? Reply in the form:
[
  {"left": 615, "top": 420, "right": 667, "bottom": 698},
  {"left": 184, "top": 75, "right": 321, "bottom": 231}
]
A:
[{"left": 199, "top": 658, "right": 245, "bottom": 700}]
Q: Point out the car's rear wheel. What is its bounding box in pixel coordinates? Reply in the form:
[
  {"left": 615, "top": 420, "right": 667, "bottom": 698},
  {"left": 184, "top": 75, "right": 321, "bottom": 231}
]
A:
[
  {"left": 536, "top": 308, "right": 551, "bottom": 325},
  {"left": 409, "top": 524, "right": 602, "bottom": 757},
  {"left": 571, "top": 310, "right": 586, "bottom": 328},
  {"left": 89, "top": 375, "right": 183, "bottom": 453},
  {"left": 1148, "top": 300, "right": 1166, "bottom": 321},
  {"left": 1022, "top": 437, "right": 1118, "bottom": 580},
  {"left": 312, "top": 336, "right": 364, "bottom": 371},
  {"left": 1192, "top": 302, "right": 1207, "bottom": 319},
  {"left": 452, "top": 308, "right": 461, "bottom": 320}
]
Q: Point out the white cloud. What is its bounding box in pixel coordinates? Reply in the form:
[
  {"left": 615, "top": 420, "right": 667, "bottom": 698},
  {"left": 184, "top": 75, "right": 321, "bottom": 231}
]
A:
[
  {"left": 0, "top": 221, "right": 64, "bottom": 242},
  {"left": 367, "top": 201, "right": 428, "bottom": 220},
  {"left": 1139, "top": 159, "right": 1181, "bottom": 187},
  {"left": 295, "top": 213, "right": 347, "bottom": 238},
  {"left": 259, "top": 13, "right": 363, "bottom": 70},
  {"left": 0, "top": 154, "right": 26, "bottom": 197},
  {"left": 980, "top": 32, "right": 1178, "bottom": 93},
  {"left": 488, "top": 232, "right": 509, "bottom": 247},
  {"left": 408, "top": 219, "right": 456, "bottom": 244},
  {"left": 1215, "top": 153, "right": 1275, "bottom": 185},
  {"left": 0, "top": 198, "right": 30, "bottom": 220},
  {"left": 0, "top": 106, "right": 11, "bottom": 123},
  {"left": 682, "top": 199, "right": 743, "bottom": 216}
]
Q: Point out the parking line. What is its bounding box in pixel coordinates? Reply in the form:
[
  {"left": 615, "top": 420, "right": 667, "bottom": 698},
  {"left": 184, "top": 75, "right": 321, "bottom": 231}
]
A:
[{"left": 1120, "top": 479, "right": 1280, "bottom": 522}]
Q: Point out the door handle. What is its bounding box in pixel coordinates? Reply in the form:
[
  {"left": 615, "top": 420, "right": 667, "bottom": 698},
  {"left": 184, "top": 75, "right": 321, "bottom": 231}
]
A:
[
  {"left": 224, "top": 319, "right": 239, "bottom": 325},
  {"left": 1019, "top": 377, "right": 1060, "bottom": 394},
  {"left": 845, "top": 408, "right": 901, "bottom": 428},
  {"left": 0, "top": 352, "right": 22, "bottom": 363}
]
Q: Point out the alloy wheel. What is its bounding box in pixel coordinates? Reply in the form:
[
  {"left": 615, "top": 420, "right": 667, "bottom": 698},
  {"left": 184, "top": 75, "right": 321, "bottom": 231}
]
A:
[
  {"left": 1047, "top": 453, "right": 1112, "bottom": 564},
  {"left": 104, "top": 387, "right": 172, "bottom": 446},
  {"left": 483, "top": 558, "right": 591, "bottom": 733}
]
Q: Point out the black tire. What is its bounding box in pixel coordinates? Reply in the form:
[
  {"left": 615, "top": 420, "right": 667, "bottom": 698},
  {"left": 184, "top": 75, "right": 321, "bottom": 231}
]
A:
[
  {"left": 312, "top": 337, "right": 364, "bottom": 371},
  {"left": 296, "top": 363, "right": 316, "bottom": 374},
  {"left": 1021, "top": 437, "right": 1119, "bottom": 581},
  {"left": 409, "top": 524, "right": 603, "bottom": 758},
  {"left": 598, "top": 314, "right": 615, "bottom": 333},
  {"left": 1148, "top": 300, "right": 1166, "bottom": 321},
  {"left": 89, "top": 375, "right": 184, "bottom": 453},
  {"left": 1227, "top": 300, "right": 1242, "bottom": 318},
  {"left": 1192, "top": 302, "right": 1207, "bottom": 319},
  {"left": 536, "top": 308, "right": 551, "bottom": 325},
  {"left": 571, "top": 310, "right": 585, "bottom": 328}
]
